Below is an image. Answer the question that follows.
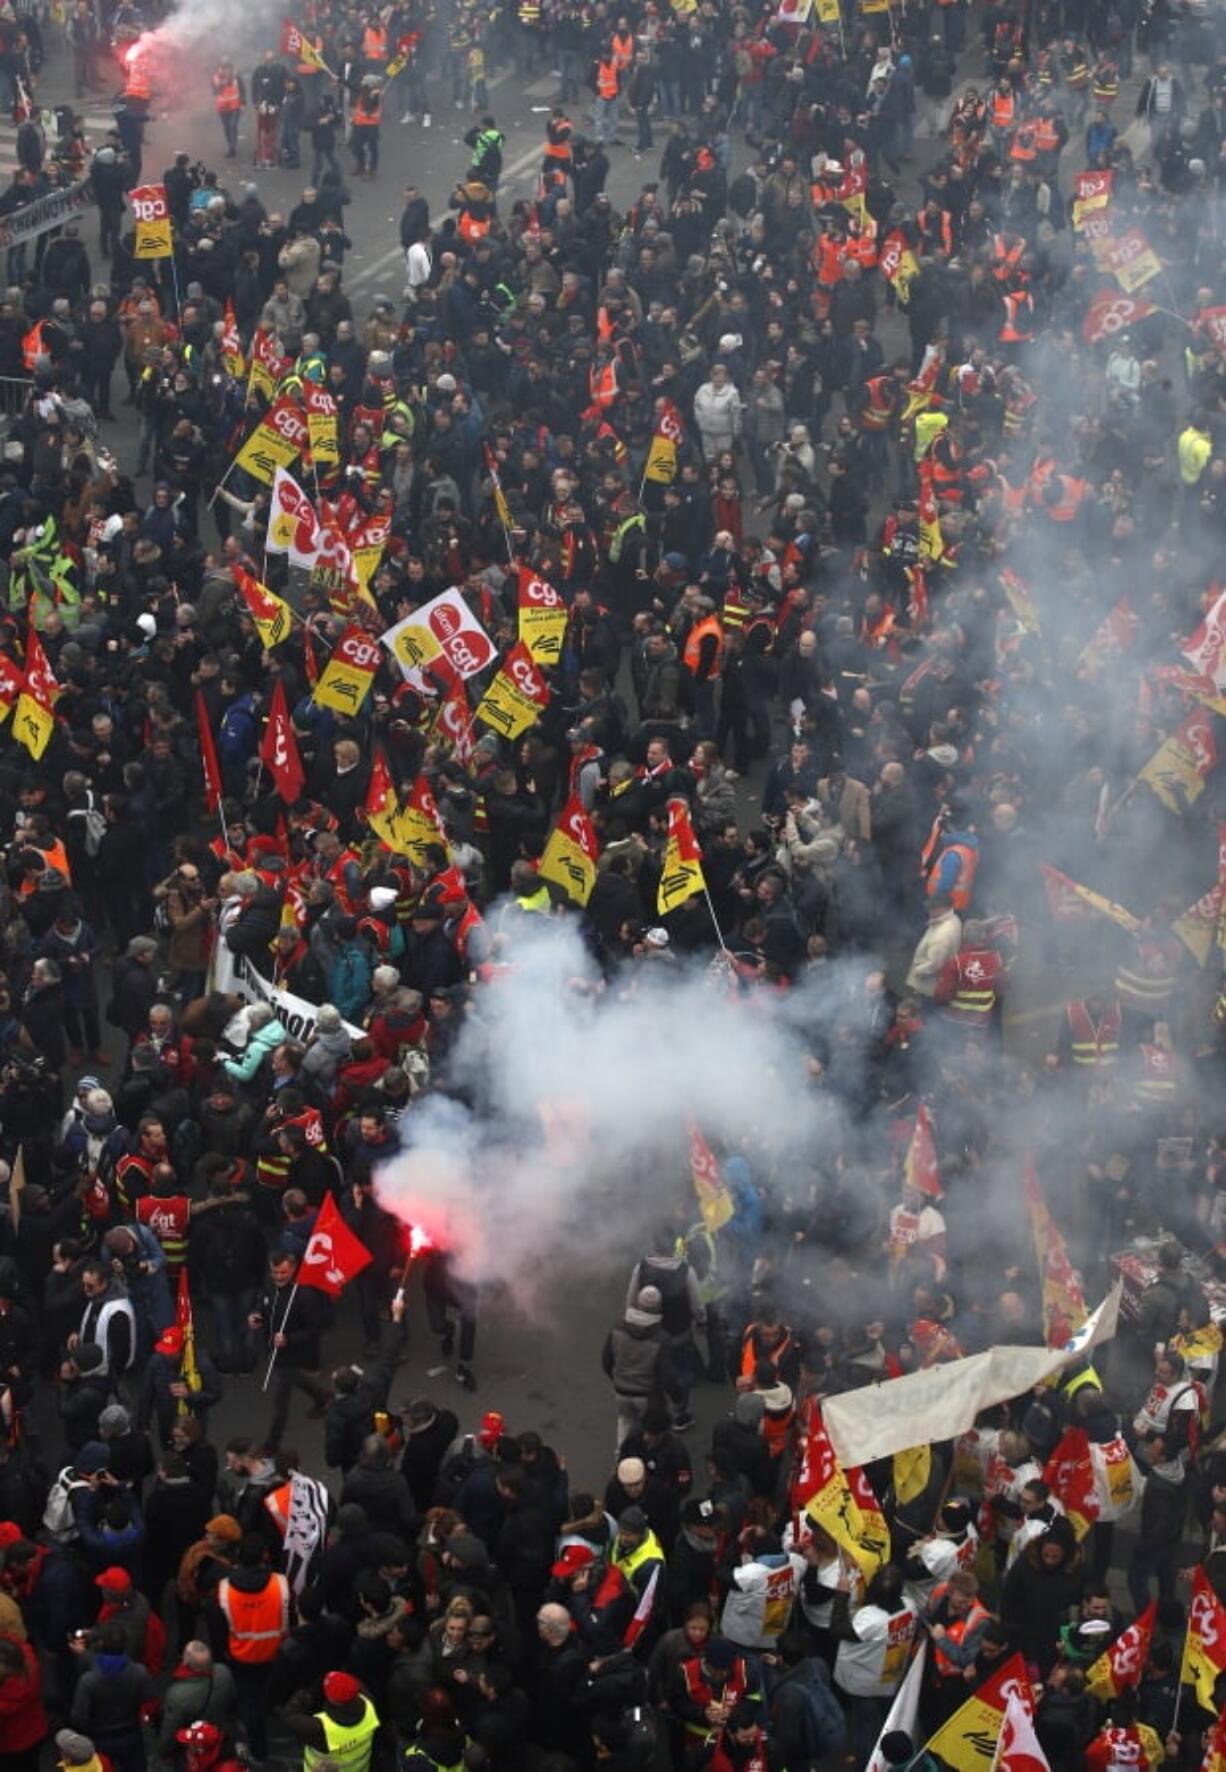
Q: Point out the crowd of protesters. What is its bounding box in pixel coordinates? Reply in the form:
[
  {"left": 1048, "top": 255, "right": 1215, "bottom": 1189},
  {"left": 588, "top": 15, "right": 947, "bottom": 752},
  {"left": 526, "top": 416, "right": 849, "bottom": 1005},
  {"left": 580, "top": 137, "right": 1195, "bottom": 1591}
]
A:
[{"left": 0, "top": 0, "right": 1224, "bottom": 1762}]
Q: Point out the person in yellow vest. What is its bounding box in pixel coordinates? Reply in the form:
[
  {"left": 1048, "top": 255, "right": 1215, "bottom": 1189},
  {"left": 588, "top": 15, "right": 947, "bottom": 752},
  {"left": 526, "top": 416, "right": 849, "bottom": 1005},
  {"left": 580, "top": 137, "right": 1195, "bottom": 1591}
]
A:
[
  {"left": 211, "top": 58, "right": 245, "bottom": 158},
  {"left": 284, "top": 1669, "right": 380, "bottom": 1772},
  {"left": 1179, "top": 409, "right": 1213, "bottom": 511},
  {"left": 610, "top": 1504, "right": 665, "bottom": 1630},
  {"left": 212, "top": 1534, "right": 290, "bottom": 1762}
]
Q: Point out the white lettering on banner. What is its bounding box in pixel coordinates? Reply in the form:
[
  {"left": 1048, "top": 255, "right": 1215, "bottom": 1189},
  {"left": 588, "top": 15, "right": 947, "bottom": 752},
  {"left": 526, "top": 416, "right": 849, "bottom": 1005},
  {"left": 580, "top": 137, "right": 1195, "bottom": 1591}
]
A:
[
  {"left": 304, "top": 1230, "right": 346, "bottom": 1290},
  {"left": 212, "top": 942, "right": 362, "bottom": 1043}
]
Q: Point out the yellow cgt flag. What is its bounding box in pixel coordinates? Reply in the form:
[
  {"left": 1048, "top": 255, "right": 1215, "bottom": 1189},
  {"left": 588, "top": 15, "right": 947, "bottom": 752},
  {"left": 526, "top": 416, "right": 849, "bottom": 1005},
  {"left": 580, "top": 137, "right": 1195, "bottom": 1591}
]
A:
[
  {"left": 658, "top": 797, "right": 705, "bottom": 916},
  {"left": 539, "top": 795, "right": 599, "bottom": 907},
  {"left": 919, "top": 1654, "right": 1029, "bottom": 1770},
  {"left": 893, "top": 1444, "right": 932, "bottom": 1506}
]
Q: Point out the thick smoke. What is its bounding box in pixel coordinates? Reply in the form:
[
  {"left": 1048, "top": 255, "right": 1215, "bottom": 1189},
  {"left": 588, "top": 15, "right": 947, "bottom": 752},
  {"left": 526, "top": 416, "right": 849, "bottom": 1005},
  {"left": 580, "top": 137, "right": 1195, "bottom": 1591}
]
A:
[{"left": 374, "top": 918, "right": 844, "bottom": 1297}]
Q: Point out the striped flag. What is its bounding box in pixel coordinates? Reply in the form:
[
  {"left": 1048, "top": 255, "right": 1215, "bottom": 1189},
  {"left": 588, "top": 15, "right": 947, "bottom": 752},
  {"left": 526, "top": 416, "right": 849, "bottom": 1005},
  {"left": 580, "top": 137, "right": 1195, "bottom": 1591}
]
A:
[
  {"left": 624, "top": 1564, "right": 659, "bottom": 1648},
  {"left": 283, "top": 1470, "right": 330, "bottom": 1593}
]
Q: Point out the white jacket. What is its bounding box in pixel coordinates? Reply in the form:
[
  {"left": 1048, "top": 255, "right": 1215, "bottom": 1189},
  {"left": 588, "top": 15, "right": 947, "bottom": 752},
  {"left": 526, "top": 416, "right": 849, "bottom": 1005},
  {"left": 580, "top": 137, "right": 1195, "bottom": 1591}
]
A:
[{"left": 693, "top": 381, "right": 743, "bottom": 452}]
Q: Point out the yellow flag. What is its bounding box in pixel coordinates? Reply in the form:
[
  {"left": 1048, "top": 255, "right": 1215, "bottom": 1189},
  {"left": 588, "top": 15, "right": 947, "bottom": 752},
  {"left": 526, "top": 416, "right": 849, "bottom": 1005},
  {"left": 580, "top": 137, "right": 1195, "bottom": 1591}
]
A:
[
  {"left": 643, "top": 433, "right": 677, "bottom": 485},
  {"left": 893, "top": 1444, "right": 931, "bottom": 1506},
  {"left": 919, "top": 1655, "right": 1028, "bottom": 1769},
  {"left": 538, "top": 795, "right": 599, "bottom": 907},
  {"left": 658, "top": 797, "right": 705, "bottom": 916},
  {"left": 12, "top": 693, "right": 53, "bottom": 759}
]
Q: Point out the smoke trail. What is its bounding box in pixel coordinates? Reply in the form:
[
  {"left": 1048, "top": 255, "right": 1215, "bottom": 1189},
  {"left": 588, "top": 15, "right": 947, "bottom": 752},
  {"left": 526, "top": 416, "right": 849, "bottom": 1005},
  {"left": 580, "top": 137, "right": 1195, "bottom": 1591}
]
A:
[{"left": 374, "top": 918, "right": 848, "bottom": 1299}]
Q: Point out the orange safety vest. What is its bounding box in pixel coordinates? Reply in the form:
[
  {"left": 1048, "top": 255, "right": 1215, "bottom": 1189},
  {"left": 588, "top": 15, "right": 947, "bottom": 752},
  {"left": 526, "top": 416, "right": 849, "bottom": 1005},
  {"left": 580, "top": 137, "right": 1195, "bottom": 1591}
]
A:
[
  {"left": 814, "top": 232, "right": 846, "bottom": 287},
  {"left": 991, "top": 236, "right": 1025, "bottom": 281},
  {"left": 362, "top": 23, "right": 387, "bottom": 58},
  {"left": 597, "top": 58, "right": 618, "bottom": 98},
  {"left": 860, "top": 376, "right": 896, "bottom": 431},
  {"left": 21, "top": 320, "right": 44, "bottom": 369},
  {"left": 1010, "top": 120, "right": 1040, "bottom": 159},
  {"left": 926, "top": 840, "right": 978, "bottom": 911},
  {"left": 544, "top": 117, "right": 572, "bottom": 159},
  {"left": 125, "top": 68, "right": 151, "bottom": 99},
  {"left": 457, "top": 209, "right": 490, "bottom": 241},
  {"left": 214, "top": 76, "right": 241, "bottom": 112},
  {"left": 683, "top": 614, "right": 725, "bottom": 677},
  {"left": 26, "top": 835, "right": 71, "bottom": 885},
  {"left": 263, "top": 1481, "right": 292, "bottom": 1537},
  {"left": 999, "top": 290, "right": 1034, "bottom": 343},
  {"left": 930, "top": 1585, "right": 991, "bottom": 1677},
  {"left": 990, "top": 90, "right": 1015, "bottom": 129},
  {"left": 589, "top": 361, "right": 618, "bottom": 408},
  {"left": 1066, "top": 1000, "right": 1120, "bottom": 1065},
  {"left": 218, "top": 1573, "right": 290, "bottom": 1663},
  {"left": 354, "top": 95, "right": 381, "bottom": 126},
  {"left": 610, "top": 29, "right": 634, "bottom": 67},
  {"left": 1047, "top": 474, "right": 1086, "bottom": 520}
]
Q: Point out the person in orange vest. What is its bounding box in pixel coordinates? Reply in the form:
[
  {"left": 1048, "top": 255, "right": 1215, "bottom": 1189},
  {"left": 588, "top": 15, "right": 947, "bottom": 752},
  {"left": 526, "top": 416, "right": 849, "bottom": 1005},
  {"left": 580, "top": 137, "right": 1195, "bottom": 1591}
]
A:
[
  {"left": 1041, "top": 468, "right": 1086, "bottom": 523},
  {"left": 681, "top": 595, "right": 724, "bottom": 737},
  {"left": 921, "top": 817, "right": 979, "bottom": 911},
  {"left": 999, "top": 286, "right": 1034, "bottom": 349},
  {"left": 917, "top": 197, "right": 953, "bottom": 257},
  {"left": 591, "top": 48, "right": 622, "bottom": 144},
  {"left": 987, "top": 76, "right": 1017, "bottom": 147},
  {"left": 542, "top": 106, "right": 573, "bottom": 177},
  {"left": 211, "top": 58, "right": 245, "bottom": 158},
  {"left": 350, "top": 77, "right": 382, "bottom": 176},
  {"left": 922, "top": 1571, "right": 991, "bottom": 1722},
  {"left": 450, "top": 178, "right": 494, "bottom": 242},
  {"left": 211, "top": 1533, "right": 290, "bottom": 1762}
]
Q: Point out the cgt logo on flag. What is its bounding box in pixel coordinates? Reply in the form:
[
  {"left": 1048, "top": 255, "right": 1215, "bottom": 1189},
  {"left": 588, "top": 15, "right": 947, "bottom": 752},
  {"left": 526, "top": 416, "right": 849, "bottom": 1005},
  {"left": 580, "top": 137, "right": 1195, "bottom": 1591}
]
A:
[{"left": 296, "top": 1194, "right": 373, "bottom": 1298}]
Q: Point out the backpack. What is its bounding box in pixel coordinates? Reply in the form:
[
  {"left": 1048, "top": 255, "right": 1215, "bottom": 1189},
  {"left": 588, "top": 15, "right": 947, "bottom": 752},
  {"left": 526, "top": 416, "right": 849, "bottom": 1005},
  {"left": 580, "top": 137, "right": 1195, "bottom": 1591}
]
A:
[
  {"left": 329, "top": 942, "right": 372, "bottom": 1021},
  {"left": 43, "top": 1466, "right": 84, "bottom": 1542},
  {"left": 68, "top": 795, "right": 106, "bottom": 858}
]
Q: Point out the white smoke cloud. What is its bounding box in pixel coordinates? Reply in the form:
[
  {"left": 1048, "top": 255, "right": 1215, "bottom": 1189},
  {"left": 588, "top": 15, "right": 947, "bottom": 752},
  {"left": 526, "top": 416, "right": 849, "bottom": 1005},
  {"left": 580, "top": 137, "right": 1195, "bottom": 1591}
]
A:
[{"left": 373, "top": 918, "right": 841, "bottom": 1296}]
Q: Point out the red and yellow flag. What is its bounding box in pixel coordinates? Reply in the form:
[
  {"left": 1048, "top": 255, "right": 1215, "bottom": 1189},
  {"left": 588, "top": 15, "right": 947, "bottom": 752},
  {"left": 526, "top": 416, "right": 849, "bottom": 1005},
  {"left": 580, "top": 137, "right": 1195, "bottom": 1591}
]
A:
[
  {"left": 903, "top": 1104, "right": 941, "bottom": 1199},
  {"left": 517, "top": 565, "right": 568, "bottom": 666},
  {"left": 1042, "top": 1427, "right": 1098, "bottom": 1539},
  {"left": 1086, "top": 1602, "right": 1156, "bottom": 1699},
  {"left": 1183, "top": 1567, "right": 1226, "bottom": 1712},
  {"left": 1022, "top": 1159, "right": 1087, "bottom": 1347},
  {"left": 658, "top": 797, "right": 705, "bottom": 916},
  {"left": 12, "top": 622, "right": 58, "bottom": 760},
  {"left": 688, "top": 1124, "right": 734, "bottom": 1232},
  {"left": 234, "top": 566, "right": 294, "bottom": 650},
  {"left": 538, "top": 794, "right": 599, "bottom": 907},
  {"left": 920, "top": 1655, "right": 1034, "bottom": 1771},
  {"left": 799, "top": 1405, "right": 891, "bottom": 1579}
]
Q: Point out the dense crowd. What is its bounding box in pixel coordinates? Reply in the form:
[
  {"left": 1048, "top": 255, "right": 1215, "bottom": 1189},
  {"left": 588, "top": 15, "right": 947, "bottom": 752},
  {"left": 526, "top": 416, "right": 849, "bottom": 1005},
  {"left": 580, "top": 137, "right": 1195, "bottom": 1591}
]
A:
[{"left": 0, "top": 0, "right": 1224, "bottom": 1763}]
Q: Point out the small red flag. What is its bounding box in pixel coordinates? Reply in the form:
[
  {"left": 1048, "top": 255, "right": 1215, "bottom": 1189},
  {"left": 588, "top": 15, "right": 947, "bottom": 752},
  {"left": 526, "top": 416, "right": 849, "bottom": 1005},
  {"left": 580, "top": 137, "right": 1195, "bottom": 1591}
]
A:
[
  {"left": 195, "top": 690, "right": 222, "bottom": 816},
  {"left": 298, "top": 1193, "right": 373, "bottom": 1297},
  {"left": 258, "top": 678, "right": 305, "bottom": 805},
  {"left": 903, "top": 1103, "right": 942, "bottom": 1199}
]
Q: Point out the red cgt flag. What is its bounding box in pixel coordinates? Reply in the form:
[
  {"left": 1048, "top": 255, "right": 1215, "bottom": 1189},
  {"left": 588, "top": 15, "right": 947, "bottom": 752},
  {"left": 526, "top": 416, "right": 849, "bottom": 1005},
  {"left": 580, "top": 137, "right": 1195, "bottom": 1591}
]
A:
[
  {"left": 298, "top": 1194, "right": 373, "bottom": 1298},
  {"left": 1085, "top": 1601, "right": 1156, "bottom": 1698},
  {"left": 259, "top": 678, "right": 305, "bottom": 805},
  {"left": 904, "top": 1103, "right": 942, "bottom": 1199},
  {"left": 195, "top": 689, "right": 222, "bottom": 815},
  {"left": 1042, "top": 1426, "right": 1099, "bottom": 1538}
]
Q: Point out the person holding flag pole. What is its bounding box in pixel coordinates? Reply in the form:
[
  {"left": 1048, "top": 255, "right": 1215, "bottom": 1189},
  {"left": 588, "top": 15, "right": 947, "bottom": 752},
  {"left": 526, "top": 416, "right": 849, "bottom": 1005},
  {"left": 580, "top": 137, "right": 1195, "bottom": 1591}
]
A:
[
  {"left": 256, "top": 1195, "right": 372, "bottom": 1446},
  {"left": 658, "top": 796, "right": 731, "bottom": 953}
]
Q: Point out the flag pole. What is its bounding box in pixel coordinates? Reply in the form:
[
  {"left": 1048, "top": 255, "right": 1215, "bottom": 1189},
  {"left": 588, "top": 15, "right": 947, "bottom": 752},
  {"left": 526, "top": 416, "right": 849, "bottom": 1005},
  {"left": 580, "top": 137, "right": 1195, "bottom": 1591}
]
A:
[
  {"left": 702, "top": 882, "right": 731, "bottom": 953},
  {"left": 261, "top": 1280, "right": 299, "bottom": 1391}
]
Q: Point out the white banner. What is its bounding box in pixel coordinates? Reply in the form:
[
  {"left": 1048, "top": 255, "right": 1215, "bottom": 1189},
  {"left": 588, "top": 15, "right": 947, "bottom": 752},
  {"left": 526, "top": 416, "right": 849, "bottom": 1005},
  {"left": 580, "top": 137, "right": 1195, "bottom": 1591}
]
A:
[
  {"left": 212, "top": 941, "right": 361, "bottom": 1044},
  {"left": 824, "top": 1289, "right": 1122, "bottom": 1466},
  {"left": 381, "top": 587, "right": 496, "bottom": 683}
]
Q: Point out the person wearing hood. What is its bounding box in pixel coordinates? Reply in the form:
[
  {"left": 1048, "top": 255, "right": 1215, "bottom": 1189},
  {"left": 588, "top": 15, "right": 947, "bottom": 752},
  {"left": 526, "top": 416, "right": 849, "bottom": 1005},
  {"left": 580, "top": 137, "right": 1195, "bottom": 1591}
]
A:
[
  {"left": 57, "top": 1344, "right": 110, "bottom": 1452},
  {"left": 602, "top": 1286, "right": 681, "bottom": 1450},
  {"left": 209, "top": 1534, "right": 290, "bottom": 1763},
  {"left": 68, "top": 1617, "right": 157, "bottom": 1771},
  {"left": 301, "top": 1002, "right": 352, "bottom": 1092},
  {"left": 401, "top": 1396, "right": 460, "bottom": 1514},
  {"left": 1000, "top": 1517, "right": 1084, "bottom": 1674},
  {"left": 221, "top": 1002, "right": 289, "bottom": 1092},
  {"left": 282, "top": 1667, "right": 380, "bottom": 1772}
]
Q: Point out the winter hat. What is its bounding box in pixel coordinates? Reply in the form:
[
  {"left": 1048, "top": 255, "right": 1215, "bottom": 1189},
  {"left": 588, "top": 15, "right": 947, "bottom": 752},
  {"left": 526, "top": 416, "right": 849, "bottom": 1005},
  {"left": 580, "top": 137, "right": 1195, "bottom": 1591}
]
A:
[
  {"left": 323, "top": 1670, "right": 362, "bottom": 1704},
  {"left": 178, "top": 1721, "right": 222, "bottom": 1748},
  {"left": 95, "top": 1566, "right": 132, "bottom": 1593},
  {"left": 636, "top": 1286, "right": 663, "bottom": 1320},
  {"left": 56, "top": 1732, "right": 97, "bottom": 1766},
  {"left": 206, "top": 1514, "right": 241, "bottom": 1541},
  {"left": 551, "top": 1542, "right": 595, "bottom": 1578},
  {"left": 616, "top": 1457, "right": 646, "bottom": 1487},
  {"left": 618, "top": 1505, "right": 648, "bottom": 1533},
  {"left": 99, "top": 1404, "right": 130, "bottom": 1437},
  {"left": 154, "top": 1327, "right": 184, "bottom": 1357},
  {"left": 734, "top": 1392, "right": 766, "bottom": 1427},
  {"left": 73, "top": 1344, "right": 106, "bottom": 1375},
  {"left": 704, "top": 1638, "right": 738, "bottom": 1669},
  {"left": 477, "top": 1410, "right": 504, "bottom": 1449},
  {"left": 75, "top": 1440, "right": 110, "bottom": 1472}
]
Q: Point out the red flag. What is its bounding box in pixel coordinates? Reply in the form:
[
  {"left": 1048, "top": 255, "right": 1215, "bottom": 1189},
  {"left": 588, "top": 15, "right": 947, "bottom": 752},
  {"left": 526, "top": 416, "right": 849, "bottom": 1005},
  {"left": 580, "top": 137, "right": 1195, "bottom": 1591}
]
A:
[
  {"left": 1085, "top": 1602, "right": 1156, "bottom": 1698},
  {"left": 302, "top": 624, "right": 320, "bottom": 687},
  {"left": 175, "top": 1265, "right": 193, "bottom": 1337},
  {"left": 903, "top": 1104, "right": 941, "bottom": 1199},
  {"left": 996, "top": 1687, "right": 1051, "bottom": 1772},
  {"left": 259, "top": 679, "right": 305, "bottom": 805},
  {"left": 1082, "top": 290, "right": 1156, "bottom": 344},
  {"left": 298, "top": 1193, "right": 373, "bottom": 1297},
  {"left": 195, "top": 690, "right": 222, "bottom": 816},
  {"left": 1042, "top": 1427, "right": 1099, "bottom": 1538}
]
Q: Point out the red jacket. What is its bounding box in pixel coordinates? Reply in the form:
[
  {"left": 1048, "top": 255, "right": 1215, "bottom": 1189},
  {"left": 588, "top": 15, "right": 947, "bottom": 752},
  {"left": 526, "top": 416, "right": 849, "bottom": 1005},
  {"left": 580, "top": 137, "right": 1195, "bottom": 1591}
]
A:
[{"left": 0, "top": 1638, "right": 48, "bottom": 1753}]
